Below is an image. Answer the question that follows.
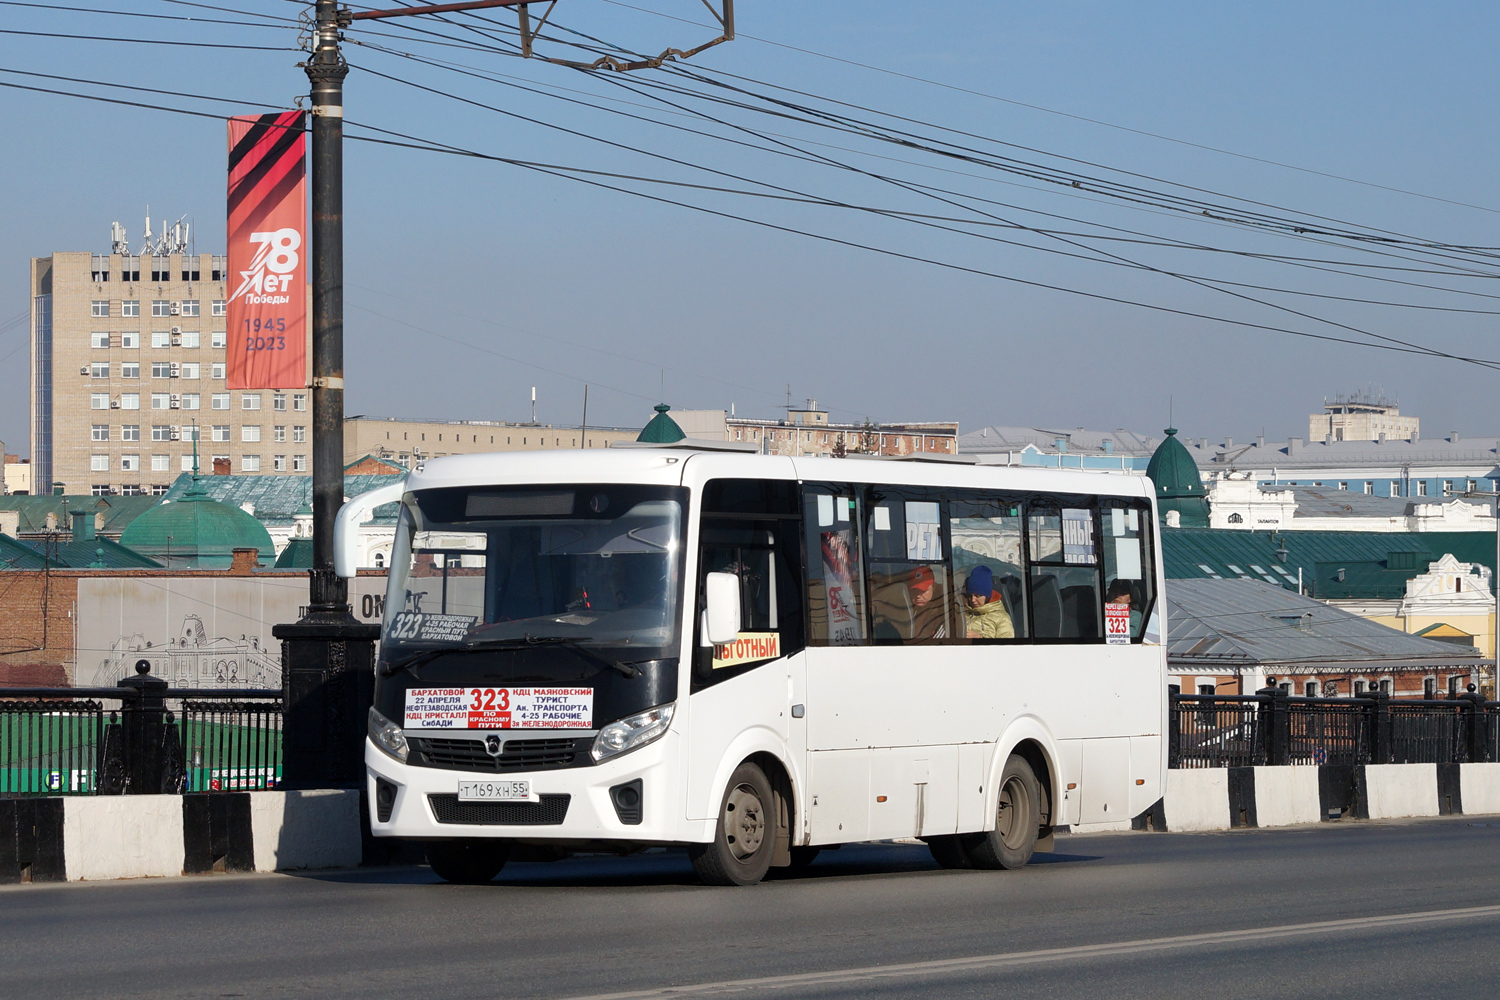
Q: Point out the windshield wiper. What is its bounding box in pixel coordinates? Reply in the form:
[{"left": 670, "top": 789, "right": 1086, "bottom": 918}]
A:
[
  {"left": 520, "top": 635, "right": 642, "bottom": 678},
  {"left": 380, "top": 636, "right": 643, "bottom": 679}
]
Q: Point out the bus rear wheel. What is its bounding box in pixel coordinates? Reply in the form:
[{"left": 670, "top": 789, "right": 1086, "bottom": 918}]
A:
[
  {"left": 427, "top": 840, "right": 510, "bottom": 884},
  {"left": 968, "top": 755, "right": 1041, "bottom": 870},
  {"left": 689, "top": 762, "right": 775, "bottom": 886}
]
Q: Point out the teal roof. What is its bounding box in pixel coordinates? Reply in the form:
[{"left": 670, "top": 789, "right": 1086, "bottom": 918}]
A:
[
  {"left": 1162, "top": 527, "right": 1496, "bottom": 600},
  {"left": 159, "top": 472, "right": 404, "bottom": 524},
  {"left": 119, "top": 477, "right": 275, "bottom": 569},
  {"left": 0, "top": 533, "right": 50, "bottom": 570},
  {"left": 0, "top": 532, "right": 161, "bottom": 570},
  {"left": 1146, "top": 428, "right": 1209, "bottom": 527},
  {"left": 274, "top": 536, "right": 314, "bottom": 569},
  {"left": 637, "top": 404, "right": 686, "bottom": 444},
  {"left": 0, "top": 495, "right": 159, "bottom": 537}
]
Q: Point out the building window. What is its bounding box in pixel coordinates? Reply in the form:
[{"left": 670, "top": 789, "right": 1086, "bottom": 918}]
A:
[
  {"left": 90, "top": 362, "right": 110, "bottom": 379},
  {"left": 180, "top": 300, "right": 200, "bottom": 317},
  {"left": 211, "top": 330, "right": 227, "bottom": 349},
  {"left": 181, "top": 455, "right": 196, "bottom": 471},
  {"left": 293, "top": 393, "right": 306, "bottom": 411},
  {"left": 1416, "top": 481, "right": 1428, "bottom": 496},
  {"left": 91, "top": 454, "right": 109, "bottom": 472},
  {"left": 151, "top": 257, "right": 170, "bottom": 282},
  {"left": 152, "top": 454, "right": 170, "bottom": 472},
  {"left": 211, "top": 393, "right": 230, "bottom": 410},
  {"left": 1468, "top": 480, "right": 1478, "bottom": 493},
  {"left": 121, "top": 256, "right": 140, "bottom": 282},
  {"left": 91, "top": 424, "right": 109, "bottom": 442},
  {"left": 120, "top": 331, "right": 137, "bottom": 349},
  {"left": 1390, "top": 482, "right": 1401, "bottom": 497},
  {"left": 91, "top": 393, "right": 109, "bottom": 409},
  {"left": 92, "top": 300, "right": 110, "bottom": 318},
  {"left": 292, "top": 426, "right": 306, "bottom": 443},
  {"left": 181, "top": 393, "right": 200, "bottom": 410},
  {"left": 1337, "top": 482, "right": 1347, "bottom": 491},
  {"left": 242, "top": 393, "right": 261, "bottom": 410},
  {"left": 120, "top": 393, "right": 139, "bottom": 410},
  {"left": 273, "top": 454, "right": 286, "bottom": 471},
  {"left": 211, "top": 363, "right": 226, "bottom": 380},
  {"left": 151, "top": 330, "right": 169, "bottom": 348},
  {"left": 242, "top": 425, "right": 261, "bottom": 443},
  {"left": 1443, "top": 480, "right": 1454, "bottom": 496},
  {"left": 273, "top": 392, "right": 287, "bottom": 411},
  {"left": 211, "top": 256, "right": 227, "bottom": 281},
  {"left": 120, "top": 454, "right": 139, "bottom": 472},
  {"left": 151, "top": 425, "right": 171, "bottom": 442},
  {"left": 181, "top": 330, "right": 200, "bottom": 349},
  {"left": 122, "top": 300, "right": 140, "bottom": 317},
  {"left": 122, "top": 362, "right": 140, "bottom": 379},
  {"left": 121, "top": 424, "right": 140, "bottom": 441},
  {"left": 292, "top": 454, "right": 307, "bottom": 472},
  {"left": 151, "top": 362, "right": 172, "bottom": 379},
  {"left": 212, "top": 425, "right": 230, "bottom": 442},
  {"left": 90, "top": 484, "right": 110, "bottom": 496},
  {"left": 91, "top": 331, "right": 110, "bottom": 348},
  {"left": 151, "top": 484, "right": 169, "bottom": 496},
  {"left": 181, "top": 362, "right": 199, "bottom": 380},
  {"left": 211, "top": 299, "right": 226, "bottom": 317},
  {"left": 1305, "top": 681, "right": 1318, "bottom": 697},
  {"left": 274, "top": 425, "right": 286, "bottom": 442},
  {"left": 151, "top": 300, "right": 171, "bottom": 318},
  {"left": 241, "top": 455, "right": 261, "bottom": 472},
  {"left": 1364, "top": 481, "right": 1374, "bottom": 495},
  {"left": 151, "top": 393, "right": 170, "bottom": 409}
]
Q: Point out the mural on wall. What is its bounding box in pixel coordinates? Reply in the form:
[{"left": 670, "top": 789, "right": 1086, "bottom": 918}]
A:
[{"left": 77, "top": 576, "right": 390, "bottom": 689}]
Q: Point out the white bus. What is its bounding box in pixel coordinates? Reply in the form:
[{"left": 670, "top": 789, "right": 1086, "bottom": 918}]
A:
[{"left": 338, "top": 443, "right": 1166, "bottom": 886}]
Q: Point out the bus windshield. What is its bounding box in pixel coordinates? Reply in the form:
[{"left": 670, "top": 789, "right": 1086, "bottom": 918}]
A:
[{"left": 381, "top": 484, "right": 686, "bottom": 657}]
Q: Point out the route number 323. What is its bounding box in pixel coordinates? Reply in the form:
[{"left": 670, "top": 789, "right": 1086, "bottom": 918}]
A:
[{"left": 470, "top": 688, "right": 511, "bottom": 711}]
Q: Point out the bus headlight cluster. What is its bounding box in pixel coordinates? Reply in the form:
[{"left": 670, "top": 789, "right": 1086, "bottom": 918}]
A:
[
  {"left": 591, "top": 703, "right": 675, "bottom": 762},
  {"left": 368, "top": 707, "right": 409, "bottom": 763}
]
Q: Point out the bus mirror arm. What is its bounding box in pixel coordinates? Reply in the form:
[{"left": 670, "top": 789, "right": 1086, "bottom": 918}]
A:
[
  {"left": 704, "top": 572, "right": 742, "bottom": 645},
  {"left": 335, "top": 481, "right": 407, "bottom": 578}
]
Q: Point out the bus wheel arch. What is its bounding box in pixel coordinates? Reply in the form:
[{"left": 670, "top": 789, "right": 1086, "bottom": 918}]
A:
[
  {"left": 1008, "top": 739, "right": 1055, "bottom": 833},
  {"left": 747, "top": 751, "right": 796, "bottom": 868},
  {"left": 988, "top": 726, "right": 1061, "bottom": 844}
]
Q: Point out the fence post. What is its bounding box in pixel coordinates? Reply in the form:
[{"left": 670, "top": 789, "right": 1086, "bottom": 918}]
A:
[
  {"left": 1367, "top": 690, "right": 1391, "bottom": 765},
  {"left": 1256, "top": 684, "right": 1289, "bottom": 766},
  {"left": 1464, "top": 690, "right": 1488, "bottom": 763},
  {"left": 116, "top": 660, "right": 169, "bottom": 794},
  {"left": 1167, "top": 684, "right": 1180, "bottom": 768}
]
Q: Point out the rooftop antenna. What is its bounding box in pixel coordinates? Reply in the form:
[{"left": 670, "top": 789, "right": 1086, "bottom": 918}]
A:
[
  {"left": 140, "top": 206, "right": 152, "bottom": 255},
  {"left": 530, "top": 386, "right": 536, "bottom": 425},
  {"left": 110, "top": 222, "right": 129, "bottom": 255}
]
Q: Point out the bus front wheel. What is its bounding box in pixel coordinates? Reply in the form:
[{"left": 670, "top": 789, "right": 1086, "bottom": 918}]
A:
[
  {"left": 689, "top": 762, "right": 776, "bottom": 886},
  {"left": 427, "top": 840, "right": 510, "bottom": 884},
  {"left": 969, "top": 755, "right": 1040, "bottom": 870}
]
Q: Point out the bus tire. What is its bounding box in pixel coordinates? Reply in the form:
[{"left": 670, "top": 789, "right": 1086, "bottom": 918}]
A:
[
  {"left": 689, "top": 762, "right": 776, "bottom": 886},
  {"left": 969, "top": 754, "right": 1040, "bottom": 871},
  {"left": 927, "top": 834, "right": 979, "bottom": 869},
  {"left": 426, "top": 840, "right": 510, "bottom": 884}
]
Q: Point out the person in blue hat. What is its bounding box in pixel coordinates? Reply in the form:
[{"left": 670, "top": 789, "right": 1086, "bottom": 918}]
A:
[{"left": 963, "top": 565, "right": 1014, "bottom": 639}]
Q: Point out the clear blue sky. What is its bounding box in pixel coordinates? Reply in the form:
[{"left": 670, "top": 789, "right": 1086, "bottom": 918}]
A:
[{"left": 2, "top": 1, "right": 1497, "bottom": 456}]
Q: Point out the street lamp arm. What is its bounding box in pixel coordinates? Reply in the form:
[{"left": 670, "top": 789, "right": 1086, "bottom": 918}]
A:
[{"left": 350, "top": 0, "right": 531, "bottom": 20}]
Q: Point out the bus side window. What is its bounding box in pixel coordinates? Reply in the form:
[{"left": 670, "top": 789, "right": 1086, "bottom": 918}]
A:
[
  {"left": 948, "top": 493, "right": 1026, "bottom": 642},
  {"left": 804, "top": 488, "right": 866, "bottom": 647},
  {"left": 1027, "top": 506, "right": 1102, "bottom": 641},
  {"left": 866, "top": 494, "right": 951, "bottom": 644},
  {"left": 1101, "top": 501, "right": 1154, "bottom": 640}
]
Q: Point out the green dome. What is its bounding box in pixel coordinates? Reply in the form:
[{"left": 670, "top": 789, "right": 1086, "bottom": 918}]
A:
[
  {"left": 1146, "top": 427, "right": 1209, "bottom": 527},
  {"left": 637, "top": 403, "right": 686, "bottom": 444},
  {"left": 119, "top": 480, "right": 275, "bottom": 569}
]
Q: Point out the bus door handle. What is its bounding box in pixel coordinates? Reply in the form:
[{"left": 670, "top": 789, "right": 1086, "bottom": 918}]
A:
[{"left": 791, "top": 704, "right": 805, "bottom": 718}]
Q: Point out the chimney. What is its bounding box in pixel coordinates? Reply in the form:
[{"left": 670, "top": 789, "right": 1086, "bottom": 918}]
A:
[
  {"left": 1450, "top": 431, "right": 1460, "bottom": 443},
  {"left": 1288, "top": 437, "right": 1302, "bottom": 454},
  {"left": 1224, "top": 437, "right": 1233, "bottom": 449},
  {"left": 1378, "top": 432, "right": 1386, "bottom": 444},
  {"left": 1102, "top": 439, "right": 1114, "bottom": 454},
  {"left": 0, "top": 511, "right": 17, "bottom": 537},
  {"left": 1256, "top": 435, "right": 1265, "bottom": 448},
  {"left": 228, "top": 547, "right": 259, "bottom": 574},
  {"left": 212, "top": 457, "right": 231, "bottom": 475},
  {"left": 52, "top": 482, "right": 64, "bottom": 496},
  {"left": 1411, "top": 430, "right": 1419, "bottom": 443},
  {"left": 70, "top": 509, "right": 95, "bottom": 542}
]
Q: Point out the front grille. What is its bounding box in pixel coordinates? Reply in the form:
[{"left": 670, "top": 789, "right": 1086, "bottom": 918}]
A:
[
  {"left": 428, "top": 793, "right": 571, "bottom": 826},
  {"left": 408, "top": 737, "right": 592, "bottom": 773}
]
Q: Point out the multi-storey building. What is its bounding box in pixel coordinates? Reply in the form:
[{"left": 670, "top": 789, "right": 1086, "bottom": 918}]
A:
[
  {"left": 30, "top": 244, "right": 309, "bottom": 495},
  {"left": 344, "top": 415, "right": 639, "bottom": 467}
]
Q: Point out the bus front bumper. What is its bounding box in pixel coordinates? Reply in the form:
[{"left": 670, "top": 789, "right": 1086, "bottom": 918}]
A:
[{"left": 365, "top": 734, "right": 686, "bottom": 843}]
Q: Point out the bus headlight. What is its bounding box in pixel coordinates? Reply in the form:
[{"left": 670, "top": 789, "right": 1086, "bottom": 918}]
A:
[
  {"left": 592, "top": 703, "right": 674, "bottom": 762},
  {"left": 368, "top": 706, "right": 409, "bottom": 763}
]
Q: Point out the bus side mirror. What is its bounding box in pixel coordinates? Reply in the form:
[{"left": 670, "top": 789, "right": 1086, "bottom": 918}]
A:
[
  {"left": 704, "top": 572, "right": 742, "bottom": 645},
  {"left": 334, "top": 481, "right": 406, "bottom": 578}
]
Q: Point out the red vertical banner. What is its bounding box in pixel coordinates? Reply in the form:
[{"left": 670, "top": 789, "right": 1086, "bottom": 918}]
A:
[{"left": 226, "top": 111, "right": 307, "bottom": 390}]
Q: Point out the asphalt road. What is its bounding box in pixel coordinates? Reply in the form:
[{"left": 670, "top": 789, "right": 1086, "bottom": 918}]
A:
[{"left": 5, "top": 819, "right": 1500, "bottom": 1000}]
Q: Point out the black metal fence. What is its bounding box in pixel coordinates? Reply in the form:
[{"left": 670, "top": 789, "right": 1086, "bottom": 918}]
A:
[
  {"left": 0, "top": 665, "right": 280, "bottom": 797},
  {"left": 1171, "top": 689, "right": 1500, "bottom": 768}
]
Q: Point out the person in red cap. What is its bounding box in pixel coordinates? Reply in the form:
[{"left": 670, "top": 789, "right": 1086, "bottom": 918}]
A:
[{"left": 909, "top": 565, "right": 950, "bottom": 641}]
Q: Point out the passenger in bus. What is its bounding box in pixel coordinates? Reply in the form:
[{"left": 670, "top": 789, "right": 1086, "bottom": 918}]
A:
[
  {"left": 1105, "top": 578, "right": 1142, "bottom": 634},
  {"left": 963, "top": 565, "right": 1015, "bottom": 640},
  {"left": 908, "top": 565, "right": 949, "bottom": 641}
]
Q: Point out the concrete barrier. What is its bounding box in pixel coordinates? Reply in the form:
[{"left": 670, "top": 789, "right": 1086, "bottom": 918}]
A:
[
  {"left": 1361, "top": 764, "right": 1439, "bottom": 820},
  {"left": 1252, "top": 767, "right": 1322, "bottom": 827},
  {"left": 1460, "top": 763, "right": 1500, "bottom": 815},
  {"left": 10, "top": 789, "right": 361, "bottom": 882},
  {"left": 1163, "top": 769, "right": 1229, "bottom": 832}
]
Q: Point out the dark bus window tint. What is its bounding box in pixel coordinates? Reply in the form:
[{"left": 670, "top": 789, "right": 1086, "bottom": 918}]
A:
[
  {"left": 949, "top": 495, "right": 1025, "bottom": 642},
  {"left": 866, "top": 495, "right": 952, "bottom": 644},
  {"left": 693, "top": 516, "right": 803, "bottom": 689},
  {"left": 1027, "top": 506, "right": 1101, "bottom": 641},
  {"left": 1101, "top": 500, "right": 1155, "bottom": 642},
  {"left": 702, "top": 478, "right": 799, "bottom": 516},
  {"left": 803, "top": 489, "right": 866, "bottom": 647}
]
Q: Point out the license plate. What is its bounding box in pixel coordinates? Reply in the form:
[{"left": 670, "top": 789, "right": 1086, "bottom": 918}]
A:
[{"left": 457, "top": 779, "right": 535, "bottom": 803}]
